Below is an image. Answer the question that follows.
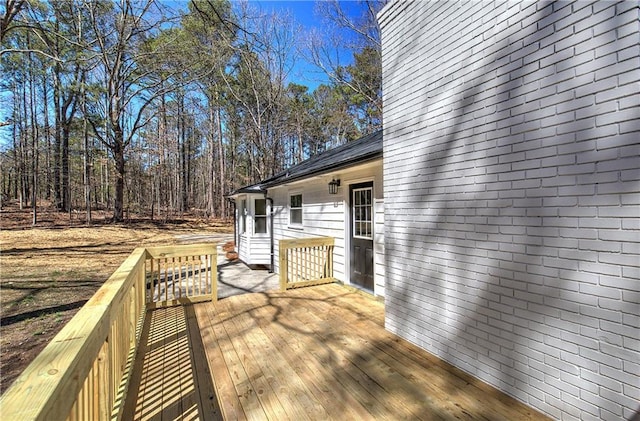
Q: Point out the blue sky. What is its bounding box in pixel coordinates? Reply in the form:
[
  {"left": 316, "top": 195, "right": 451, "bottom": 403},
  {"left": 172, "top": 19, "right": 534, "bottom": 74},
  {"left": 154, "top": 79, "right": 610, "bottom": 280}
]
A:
[
  {"left": 165, "top": 0, "right": 361, "bottom": 91},
  {"left": 246, "top": 0, "right": 361, "bottom": 91},
  {"left": 254, "top": 0, "right": 330, "bottom": 90}
]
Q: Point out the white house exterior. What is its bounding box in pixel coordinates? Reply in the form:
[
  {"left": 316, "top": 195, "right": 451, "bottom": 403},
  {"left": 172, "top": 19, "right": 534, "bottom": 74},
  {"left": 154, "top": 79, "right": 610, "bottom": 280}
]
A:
[
  {"left": 379, "top": 1, "right": 639, "bottom": 421},
  {"left": 229, "top": 131, "right": 386, "bottom": 298}
]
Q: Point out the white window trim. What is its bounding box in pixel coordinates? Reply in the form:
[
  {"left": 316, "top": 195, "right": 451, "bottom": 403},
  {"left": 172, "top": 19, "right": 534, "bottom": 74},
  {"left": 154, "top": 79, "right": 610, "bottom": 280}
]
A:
[
  {"left": 239, "top": 198, "right": 247, "bottom": 235},
  {"left": 254, "top": 197, "right": 269, "bottom": 236},
  {"left": 288, "top": 192, "right": 303, "bottom": 229},
  {"left": 352, "top": 186, "right": 374, "bottom": 240}
]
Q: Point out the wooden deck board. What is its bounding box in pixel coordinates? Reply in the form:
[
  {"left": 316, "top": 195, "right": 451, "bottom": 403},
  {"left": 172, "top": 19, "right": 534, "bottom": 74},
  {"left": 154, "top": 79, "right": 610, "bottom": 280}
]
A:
[
  {"left": 123, "top": 306, "right": 222, "bottom": 421},
  {"left": 223, "top": 295, "right": 325, "bottom": 420},
  {"left": 127, "top": 284, "right": 550, "bottom": 421},
  {"left": 238, "top": 293, "right": 375, "bottom": 421},
  {"left": 198, "top": 303, "right": 248, "bottom": 420}
]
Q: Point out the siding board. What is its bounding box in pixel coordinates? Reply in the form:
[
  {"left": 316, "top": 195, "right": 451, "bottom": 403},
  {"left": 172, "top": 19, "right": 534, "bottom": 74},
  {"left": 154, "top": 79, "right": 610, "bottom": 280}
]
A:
[{"left": 269, "top": 162, "right": 384, "bottom": 298}]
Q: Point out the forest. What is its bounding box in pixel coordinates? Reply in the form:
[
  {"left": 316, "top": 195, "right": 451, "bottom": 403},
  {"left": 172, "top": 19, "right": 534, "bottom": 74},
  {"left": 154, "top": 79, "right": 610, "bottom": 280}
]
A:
[{"left": 0, "top": 0, "right": 383, "bottom": 223}]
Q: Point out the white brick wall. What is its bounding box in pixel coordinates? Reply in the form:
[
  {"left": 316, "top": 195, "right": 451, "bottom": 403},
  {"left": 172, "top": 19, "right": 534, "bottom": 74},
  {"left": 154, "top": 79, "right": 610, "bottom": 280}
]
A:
[{"left": 379, "top": 1, "right": 639, "bottom": 420}]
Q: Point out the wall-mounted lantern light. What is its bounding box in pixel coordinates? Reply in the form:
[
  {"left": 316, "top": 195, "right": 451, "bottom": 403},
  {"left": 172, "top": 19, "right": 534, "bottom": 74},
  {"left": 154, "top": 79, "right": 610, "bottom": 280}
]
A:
[{"left": 328, "top": 178, "right": 341, "bottom": 195}]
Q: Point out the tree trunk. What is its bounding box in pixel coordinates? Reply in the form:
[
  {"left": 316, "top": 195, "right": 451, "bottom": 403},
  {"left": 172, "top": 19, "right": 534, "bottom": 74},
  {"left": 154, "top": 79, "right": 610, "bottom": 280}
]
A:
[
  {"left": 113, "top": 132, "right": 125, "bottom": 222},
  {"left": 179, "top": 97, "right": 187, "bottom": 213},
  {"left": 42, "top": 72, "right": 52, "bottom": 201},
  {"left": 53, "top": 65, "right": 62, "bottom": 210},
  {"left": 83, "top": 86, "right": 91, "bottom": 225},
  {"left": 207, "top": 105, "right": 215, "bottom": 217},
  {"left": 11, "top": 85, "right": 19, "bottom": 202},
  {"left": 29, "top": 55, "right": 38, "bottom": 225},
  {"left": 217, "top": 106, "right": 225, "bottom": 219},
  {"left": 61, "top": 124, "right": 70, "bottom": 212},
  {"left": 19, "top": 79, "right": 28, "bottom": 209}
]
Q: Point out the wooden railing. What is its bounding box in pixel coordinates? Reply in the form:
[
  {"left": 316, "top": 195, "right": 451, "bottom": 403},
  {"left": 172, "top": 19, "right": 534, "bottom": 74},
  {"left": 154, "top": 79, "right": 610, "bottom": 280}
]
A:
[
  {"left": 279, "top": 237, "right": 335, "bottom": 290},
  {"left": 145, "top": 244, "right": 217, "bottom": 308},
  {"left": 0, "top": 244, "right": 217, "bottom": 421}
]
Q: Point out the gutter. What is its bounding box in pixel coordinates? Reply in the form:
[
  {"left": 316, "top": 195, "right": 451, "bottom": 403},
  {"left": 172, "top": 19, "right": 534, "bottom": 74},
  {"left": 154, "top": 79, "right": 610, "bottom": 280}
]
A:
[
  {"left": 266, "top": 195, "right": 274, "bottom": 273},
  {"left": 226, "top": 197, "right": 237, "bottom": 248}
]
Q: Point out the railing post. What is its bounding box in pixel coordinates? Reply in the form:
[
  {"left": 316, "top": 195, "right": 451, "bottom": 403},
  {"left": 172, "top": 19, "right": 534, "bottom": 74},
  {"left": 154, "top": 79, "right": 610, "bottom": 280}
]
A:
[
  {"left": 279, "top": 241, "right": 288, "bottom": 290},
  {"left": 211, "top": 252, "right": 218, "bottom": 302}
]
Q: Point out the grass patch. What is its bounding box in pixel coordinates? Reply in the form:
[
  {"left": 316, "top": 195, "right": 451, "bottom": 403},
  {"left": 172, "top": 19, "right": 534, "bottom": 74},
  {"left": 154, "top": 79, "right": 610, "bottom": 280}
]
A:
[{"left": 0, "top": 204, "right": 232, "bottom": 395}]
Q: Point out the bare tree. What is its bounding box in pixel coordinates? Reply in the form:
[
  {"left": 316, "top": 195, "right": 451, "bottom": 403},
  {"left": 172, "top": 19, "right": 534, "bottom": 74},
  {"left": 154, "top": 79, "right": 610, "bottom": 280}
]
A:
[
  {"left": 181, "top": 0, "right": 235, "bottom": 218},
  {"left": 305, "top": 0, "right": 385, "bottom": 134},
  {"left": 221, "top": 1, "right": 298, "bottom": 182},
  {"left": 85, "top": 0, "right": 179, "bottom": 221}
]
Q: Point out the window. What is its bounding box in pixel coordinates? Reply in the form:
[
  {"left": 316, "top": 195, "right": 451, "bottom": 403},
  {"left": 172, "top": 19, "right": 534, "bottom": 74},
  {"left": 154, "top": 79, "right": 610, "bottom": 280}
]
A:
[
  {"left": 255, "top": 198, "right": 267, "bottom": 234},
  {"left": 240, "top": 199, "right": 246, "bottom": 234},
  {"left": 353, "top": 187, "right": 373, "bottom": 239},
  {"left": 289, "top": 194, "right": 302, "bottom": 225}
]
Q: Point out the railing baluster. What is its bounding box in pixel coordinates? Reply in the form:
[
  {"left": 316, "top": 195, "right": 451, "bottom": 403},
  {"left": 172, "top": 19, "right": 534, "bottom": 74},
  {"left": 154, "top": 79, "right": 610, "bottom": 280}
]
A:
[
  {"left": 188, "top": 255, "right": 193, "bottom": 297},
  {"left": 293, "top": 248, "right": 297, "bottom": 282},
  {"left": 195, "top": 256, "right": 200, "bottom": 296},
  {"left": 164, "top": 258, "right": 169, "bottom": 302},
  {"left": 177, "top": 256, "right": 181, "bottom": 298},
  {"left": 209, "top": 253, "right": 214, "bottom": 296},
  {"left": 201, "top": 254, "right": 205, "bottom": 296},
  {"left": 292, "top": 248, "right": 296, "bottom": 282},
  {"left": 198, "top": 254, "right": 203, "bottom": 296},
  {"left": 148, "top": 260, "right": 152, "bottom": 303},
  {"left": 314, "top": 246, "right": 319, "bottom": 279},
  {"left": 185, "top": 255, "right": 190, "bottom": 296},
  {"left": 167, "top": 257, "right": 171, "bottom": 301},
  {"left": 157, "top": 258, "right": 162, "bottom": 302},
  {"left": 279, "top": 237, "right": 335, "bottom": 290},
  {"left": 206, "top": 254, "right": 211, "bottom": 295},
  {"left": 171, "top": 257, "right": 176, "bottom": 300},
  {"left": 91, "top": 339, "right": 99, "bottom": 419},
  {"left": 312, "top": 246, "right": 316, "bottom": 279}
]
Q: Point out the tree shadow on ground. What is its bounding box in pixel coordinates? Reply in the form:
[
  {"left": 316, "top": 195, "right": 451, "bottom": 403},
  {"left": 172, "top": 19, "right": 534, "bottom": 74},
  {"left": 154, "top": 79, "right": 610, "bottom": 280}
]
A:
[
  {"left": 122, "top": 305, "right": 222, "bottom": 420},
  {"left": 168, "top": 285, "right": 545, "bottom": 420},
  {"left": 0, "top": 300, "right": 87, "bottom": 326}
]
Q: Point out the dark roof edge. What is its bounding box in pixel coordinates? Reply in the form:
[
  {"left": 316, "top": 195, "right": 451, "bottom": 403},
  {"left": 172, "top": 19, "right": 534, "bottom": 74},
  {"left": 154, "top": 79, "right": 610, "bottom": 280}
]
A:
[
  {"left": 263, "top": 150, "right": 382, "bottom": 189},
  {"left": 227, "top": 130, "right": 382, "bottom": 196},
  {"left": 226, "top": 184, "right": 266, "bottom": 197}
]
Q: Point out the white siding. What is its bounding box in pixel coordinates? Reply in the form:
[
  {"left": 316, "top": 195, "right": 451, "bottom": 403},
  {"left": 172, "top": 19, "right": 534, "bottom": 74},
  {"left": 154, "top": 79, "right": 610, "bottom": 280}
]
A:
[
  {"left": 380, "top": 1, "right": 639, "bottom": 420},
  {"left": 236, "top": 193, "right": 271, "bottom": 266},
  {"left": 245, "top": 237, "right": 270, "bottom": 266},
  {"left": 269, "top": 161, "right": 385, "bottom": 298}
]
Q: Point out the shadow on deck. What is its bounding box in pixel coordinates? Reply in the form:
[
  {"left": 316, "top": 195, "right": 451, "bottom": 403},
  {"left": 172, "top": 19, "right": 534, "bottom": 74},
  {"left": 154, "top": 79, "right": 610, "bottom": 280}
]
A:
[
  {"left": 123, "top": 284, "right": 550, "bottom": 421},
  {"left": 123, "top": 305, "right": 222, "bottom": 420}
]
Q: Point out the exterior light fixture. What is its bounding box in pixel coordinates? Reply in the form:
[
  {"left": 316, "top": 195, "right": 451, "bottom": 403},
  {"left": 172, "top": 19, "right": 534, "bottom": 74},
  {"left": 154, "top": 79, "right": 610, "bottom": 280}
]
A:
[{"left": 328, "top": 178, "right": 341, "bottom": 195}]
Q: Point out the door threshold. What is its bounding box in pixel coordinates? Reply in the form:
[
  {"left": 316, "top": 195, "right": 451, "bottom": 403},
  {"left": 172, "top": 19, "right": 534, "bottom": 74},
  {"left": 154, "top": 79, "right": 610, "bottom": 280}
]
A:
[{"left": 335, "top": 281, "right": 384, "bottom": 303}]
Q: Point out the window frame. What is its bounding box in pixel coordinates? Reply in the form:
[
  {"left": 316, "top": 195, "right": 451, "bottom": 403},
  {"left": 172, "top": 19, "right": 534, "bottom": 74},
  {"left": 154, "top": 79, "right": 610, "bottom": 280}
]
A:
[
  {"left": 254, "top": 198, "right": 268, "bottom": 235},
  {"left": 352, "top": 187, "right": 373, "bottom": 240},
  {"left": 289, "top": 193, "right": 303, "bottom": 227},
  {"left": 240, "top": 199, "right": 247, "bottom": 234}
]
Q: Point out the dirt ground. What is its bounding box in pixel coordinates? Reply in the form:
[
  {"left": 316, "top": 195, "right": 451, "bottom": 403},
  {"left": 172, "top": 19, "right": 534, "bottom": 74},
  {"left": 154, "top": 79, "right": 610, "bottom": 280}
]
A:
[{"left": 0, "top": 202, "right": 233, "bottom": 394}]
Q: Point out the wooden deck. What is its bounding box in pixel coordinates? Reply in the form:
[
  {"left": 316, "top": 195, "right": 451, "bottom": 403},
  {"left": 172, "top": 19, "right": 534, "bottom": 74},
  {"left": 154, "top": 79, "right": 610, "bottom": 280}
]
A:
[{"left": 124, "top": 284, "right": 549, "bottom": 421}]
